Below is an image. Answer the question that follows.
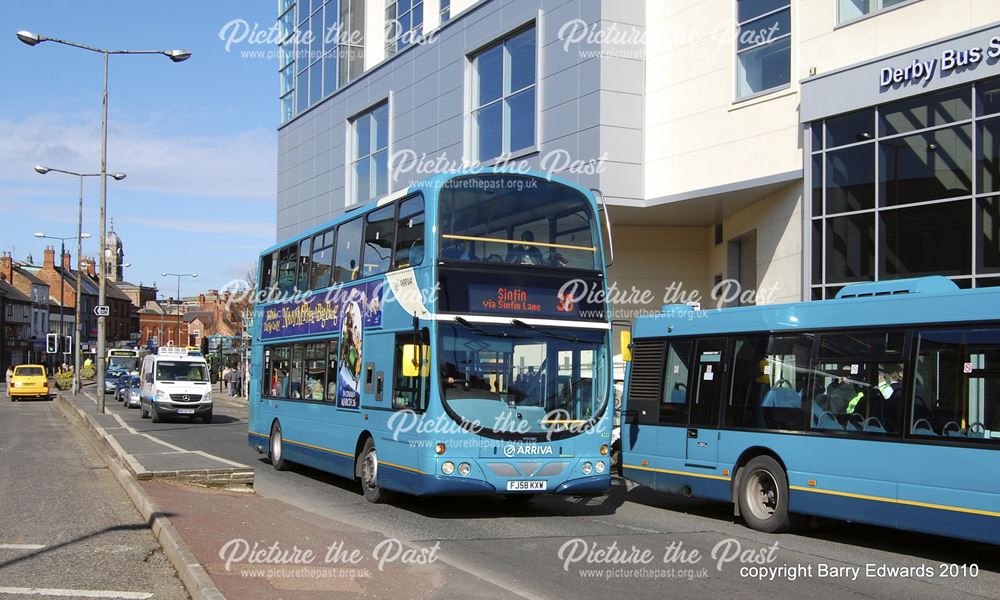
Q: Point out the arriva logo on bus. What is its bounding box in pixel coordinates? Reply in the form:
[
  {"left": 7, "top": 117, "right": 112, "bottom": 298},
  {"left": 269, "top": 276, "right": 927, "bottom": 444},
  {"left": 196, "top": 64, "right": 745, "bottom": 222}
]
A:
[{"left": 503, "top": 444, "right": 555, "bottom": 457}]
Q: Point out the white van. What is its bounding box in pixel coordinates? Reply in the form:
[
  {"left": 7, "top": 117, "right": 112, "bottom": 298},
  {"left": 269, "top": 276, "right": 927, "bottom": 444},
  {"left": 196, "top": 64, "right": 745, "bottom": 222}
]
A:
[{"left": 139, "top": 347, "right": 214, "bottom": 423}]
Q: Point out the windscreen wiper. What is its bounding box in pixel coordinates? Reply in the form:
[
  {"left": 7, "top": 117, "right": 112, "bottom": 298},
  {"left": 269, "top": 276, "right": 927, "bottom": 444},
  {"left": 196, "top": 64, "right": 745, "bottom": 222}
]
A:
[
  {"left": 511, "top": 319, "right": 580, "bottom": 343},
  {"left": 453, "top": 316, "right": 527, "bottom": 339}
]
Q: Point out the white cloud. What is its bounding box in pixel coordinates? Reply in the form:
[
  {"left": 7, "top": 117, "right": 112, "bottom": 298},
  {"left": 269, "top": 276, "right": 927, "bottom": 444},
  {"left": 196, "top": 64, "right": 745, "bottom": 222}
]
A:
[{"left": 0, "top": 112, "right": 276, "bottom": 202}]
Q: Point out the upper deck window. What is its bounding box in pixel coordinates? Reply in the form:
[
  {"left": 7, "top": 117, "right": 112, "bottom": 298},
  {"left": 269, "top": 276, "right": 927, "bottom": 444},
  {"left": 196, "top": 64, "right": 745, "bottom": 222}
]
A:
[{"left": 438, "top": 175, "right": 600, "bottom": 271}]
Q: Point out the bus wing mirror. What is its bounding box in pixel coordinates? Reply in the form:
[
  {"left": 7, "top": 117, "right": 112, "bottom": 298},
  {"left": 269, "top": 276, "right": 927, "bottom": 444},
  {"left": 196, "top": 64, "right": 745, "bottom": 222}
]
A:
[
  {"left": 402, "top": 344, "right": 430, "bottom": 377},
  {"left": 620, "top": 331, "right": 633, "bottom": 362}
]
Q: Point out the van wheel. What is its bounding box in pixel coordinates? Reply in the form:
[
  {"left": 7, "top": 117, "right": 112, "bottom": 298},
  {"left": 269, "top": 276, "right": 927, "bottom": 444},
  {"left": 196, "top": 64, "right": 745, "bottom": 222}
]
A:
[
  {"left": 150, "top": 405, "right": 162, "bottom": 423},
  {"left": 202, "top": 411, "right": 213, "bottom": 424},
  {"left": 357, "top": 438, "right": 392, "bottom": 503},
  {"left": 269, "top": 422, "right": 288, "bottom": 470},
  {"left": 737, "top": 455, "right": 792, "bottom": 533}
]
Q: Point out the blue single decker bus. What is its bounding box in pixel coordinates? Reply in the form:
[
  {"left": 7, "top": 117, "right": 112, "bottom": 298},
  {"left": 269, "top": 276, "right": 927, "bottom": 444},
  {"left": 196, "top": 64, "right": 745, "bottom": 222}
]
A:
[
  {"left": 249, "top": 170, "right": 615, "bottom": 502},
  {"left": 621, "top": 277, "right": 999, "bottom": 544}
]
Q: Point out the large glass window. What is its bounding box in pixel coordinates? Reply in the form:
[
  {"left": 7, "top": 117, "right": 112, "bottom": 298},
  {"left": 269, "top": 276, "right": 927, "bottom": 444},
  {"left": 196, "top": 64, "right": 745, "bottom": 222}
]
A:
[
  {"left": 394, "top": 195, "right": 425, "bottom": 268},
  {"left": 339, "top": 0, "right": 366, "bottom": 84},
  {"left": 438, "top": 323, "right": 608, "bottom": 436},
  {"left": 826, "top": 144, "right": 876, "bottom": 214},
  {"left": 879, "top": 125, "right": 972, "bottom": 207},
  {"left": 335, "top": 218, "right": 363, "bottom": 283},
  {"left": 155, "top": 361, "right": 210, "bottom": 382},
  {"left": 438, "top": 175, "right": 600, "bottom": 270},
  {"left": 810, "top": 80, "right": 1000, "bottom": 294},
  {"left": 979, "top": 197, "right": 1000, "bottom": 274},
  {"left": 363, "top": 205, "right": 395, "bottom": 277},
  {"left": 912, "top": 328, "right": 1000, "bottom": 442},
  {"left": 978, "top": 117, "right": 1000, "bottom": 195},
  {"left": 880, "top": 200, "right": 971, "bottom": 278},
  {"left": 351, "top": 101, "right": 389, "bottom": 204},
  {"left": 826, "top": 213, "right": 874, "bottom": 283},
  {"left": 472, "top": 26, "right": 536, "bottom": 161},
  {"left": 385, "top": 0, "right": 423, "bottom": 56},
  {"left": 735, "top": 0, "right": 790, "bottom": 100},
  {"left": 838, "top": 0, "right": 915, "bottom": 24}
]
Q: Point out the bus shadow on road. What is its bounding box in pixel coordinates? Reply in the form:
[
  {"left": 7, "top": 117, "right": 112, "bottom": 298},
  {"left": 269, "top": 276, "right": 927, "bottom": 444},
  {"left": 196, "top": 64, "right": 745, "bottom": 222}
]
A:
[
  {"left": 265, "top": 458, "right": 630, "bottom": 518},
  {"left": 624, "top": 483, "right": 999, "bottom": 571}
]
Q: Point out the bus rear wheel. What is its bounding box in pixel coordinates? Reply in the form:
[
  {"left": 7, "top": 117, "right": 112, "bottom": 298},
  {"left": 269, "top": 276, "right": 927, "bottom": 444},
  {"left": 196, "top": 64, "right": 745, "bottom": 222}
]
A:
[
  {"left": 357, "top": 438, "right": 391, "bottom": 504},
  {"left": 737, "top": 455, "right": 792, "bottom": 533}
]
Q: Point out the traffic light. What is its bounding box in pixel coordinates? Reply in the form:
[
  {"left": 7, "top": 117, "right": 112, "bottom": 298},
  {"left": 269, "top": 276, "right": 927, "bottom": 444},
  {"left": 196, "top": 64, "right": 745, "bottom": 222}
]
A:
[
  {"left": 46, "top": 333, "right": 58, "bottom": 354},
  {"left": 64, "top": 336, "right": 72, "bottom": 354}
]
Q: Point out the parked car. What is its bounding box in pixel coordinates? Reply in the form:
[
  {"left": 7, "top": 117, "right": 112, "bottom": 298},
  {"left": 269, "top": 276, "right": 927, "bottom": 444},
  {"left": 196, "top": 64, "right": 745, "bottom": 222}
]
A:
[
  {"left": 9, "top": 365, "right": 49, "bottom": 401},
  {"left": 123, "top": 376, "right": 142, "bottom": 409}
]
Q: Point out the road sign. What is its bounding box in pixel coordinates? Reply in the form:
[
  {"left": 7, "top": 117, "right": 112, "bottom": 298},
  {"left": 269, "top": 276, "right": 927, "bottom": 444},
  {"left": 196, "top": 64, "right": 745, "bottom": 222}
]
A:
[{"left": 94, "top": 305, "right": 110, "bottom": 317}]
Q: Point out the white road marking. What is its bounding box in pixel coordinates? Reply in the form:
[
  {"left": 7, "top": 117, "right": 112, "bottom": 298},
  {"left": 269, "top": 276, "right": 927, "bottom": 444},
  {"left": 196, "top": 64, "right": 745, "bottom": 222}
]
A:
[
  {"left": 0, "top": 544, "right": 44, "bottom": 550},
  {"left": 0, "top": 587, "right": 152, "bottom": 599}
]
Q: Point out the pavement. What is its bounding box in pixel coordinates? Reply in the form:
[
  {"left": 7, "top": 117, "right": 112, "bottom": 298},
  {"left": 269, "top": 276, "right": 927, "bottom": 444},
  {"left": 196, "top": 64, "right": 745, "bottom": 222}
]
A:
[
  {"left": 82, "top": 391, "right": 1000, "bottom": 600},
  {"left": 70, "top": 390, "right": 253, "bottom": 487},
  {"left": 0, "top": 385, "right": 187, "bottom": 600}
]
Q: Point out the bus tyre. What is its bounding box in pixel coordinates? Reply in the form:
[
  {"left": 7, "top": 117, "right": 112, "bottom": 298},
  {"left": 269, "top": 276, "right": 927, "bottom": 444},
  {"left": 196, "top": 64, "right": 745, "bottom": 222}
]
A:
[
  {"left": 737, "top": 455, "right": 792, "bottom": 533},
  {"left": 270, "top": 423, "right": 288, "bottom": 471},
  {"left": 357, "top": 438, "right": 391, "bottom": 504}
]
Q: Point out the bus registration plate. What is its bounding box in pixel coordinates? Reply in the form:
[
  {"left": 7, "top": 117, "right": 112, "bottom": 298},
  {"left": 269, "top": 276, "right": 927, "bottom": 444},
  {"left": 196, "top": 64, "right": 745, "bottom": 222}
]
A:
[{"left": 506, "top": 480, "right": 546, "bottom": 492}]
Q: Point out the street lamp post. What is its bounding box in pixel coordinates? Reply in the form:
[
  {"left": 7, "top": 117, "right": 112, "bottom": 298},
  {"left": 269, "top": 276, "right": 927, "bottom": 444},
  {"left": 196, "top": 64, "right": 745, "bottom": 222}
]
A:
[
  {"left": 18, "top": 30, "right": 190, "bottom": 414},
  {"left": 34, "top": 232, "right": 92, "bottom": 383},
  {"left": 162, "top": 273, "right": 197, "bottom": 347},
  {"left": 35, "top": 166, "right": 125, "bottom": 395}
]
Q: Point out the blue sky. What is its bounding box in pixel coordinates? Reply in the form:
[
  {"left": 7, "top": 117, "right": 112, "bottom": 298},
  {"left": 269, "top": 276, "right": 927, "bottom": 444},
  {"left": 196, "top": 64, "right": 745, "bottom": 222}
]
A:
[{"left": 1, "top": 1, "right": 280, "bottom": 299}]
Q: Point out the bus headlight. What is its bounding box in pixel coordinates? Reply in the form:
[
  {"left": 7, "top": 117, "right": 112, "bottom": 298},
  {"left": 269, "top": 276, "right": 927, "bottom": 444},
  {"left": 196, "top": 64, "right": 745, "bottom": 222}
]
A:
[
  {"left": 441, "top": 461, "right": 455, "bottom": 475},
  {"left": 582, "top": 462, "right": 593, "bottom": 475},
  {"left": 600, "top": 444, "right": 608, "bottom": 456},
  {"left": 595, "top": 461, "right": 606, "bottom": 474},
  {"left": 458, "top": 462, "right": 471, "bottom": 476},
  {"left": 434, "top": 443, "right": 446, "bottom": 455}
]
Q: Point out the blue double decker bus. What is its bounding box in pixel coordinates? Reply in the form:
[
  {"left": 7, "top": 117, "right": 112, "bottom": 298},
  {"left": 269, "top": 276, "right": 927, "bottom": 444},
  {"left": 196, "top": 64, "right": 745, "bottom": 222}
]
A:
[
  {"left": 249, "top": 170, "right": 614, "bottom": 502},
  {"left": 621, "top": 277, "right": 999, "bottom": 544}
]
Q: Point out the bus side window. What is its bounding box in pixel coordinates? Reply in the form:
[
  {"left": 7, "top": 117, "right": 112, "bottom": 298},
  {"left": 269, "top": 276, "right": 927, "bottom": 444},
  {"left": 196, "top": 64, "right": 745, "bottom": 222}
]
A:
[
  {"left": 395, "top": 196, "right": 424, "bottom": 268},
  {"left": 297, "top": 237, "right": 311, "bottom": 292},
  {"left": 912, "top": 327, "right": 1000, "bottom": 441},
  {"left": 364, "top": 205, "right": 395, "bottom": 276},
  {"left": 335, "top": 218, "right": 363, "bottom": 283},
  {"left": 659, "top": 340, "right": 692, "bottom": 425}
]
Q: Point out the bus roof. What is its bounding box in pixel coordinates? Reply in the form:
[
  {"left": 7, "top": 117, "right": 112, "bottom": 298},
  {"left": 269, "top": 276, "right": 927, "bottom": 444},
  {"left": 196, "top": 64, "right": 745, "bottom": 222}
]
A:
[
  {"left": 259, "top": 168, "right": 596, "bottom": 257},
  {"left": 633, "top": 277, "right": 1000, "bottom": 339}
]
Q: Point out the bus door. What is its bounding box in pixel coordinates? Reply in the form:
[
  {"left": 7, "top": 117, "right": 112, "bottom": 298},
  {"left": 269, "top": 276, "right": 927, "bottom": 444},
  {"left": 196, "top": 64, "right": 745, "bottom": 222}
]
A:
[{"left": 686, "top": 338, "right": 726, "bottom": 468}]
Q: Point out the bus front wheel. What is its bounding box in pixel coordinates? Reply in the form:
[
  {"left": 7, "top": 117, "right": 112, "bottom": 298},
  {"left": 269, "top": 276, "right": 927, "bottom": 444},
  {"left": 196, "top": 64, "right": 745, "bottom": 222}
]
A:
[
  {"left": 270, "top": 422, "right": 288, "bottom": 471},
  {"left": 737, "top": 455, "right": 792, "bottom": 533},
  {"left": 357, "top": 438, "right": 391, "bottom": 504}
]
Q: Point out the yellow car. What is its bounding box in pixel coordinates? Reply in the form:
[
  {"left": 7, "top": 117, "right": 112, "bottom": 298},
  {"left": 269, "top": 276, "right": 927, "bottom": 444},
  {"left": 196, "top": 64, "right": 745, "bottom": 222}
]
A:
[{"left": 9, "top": 365, "right": 49, "bottom": 401}]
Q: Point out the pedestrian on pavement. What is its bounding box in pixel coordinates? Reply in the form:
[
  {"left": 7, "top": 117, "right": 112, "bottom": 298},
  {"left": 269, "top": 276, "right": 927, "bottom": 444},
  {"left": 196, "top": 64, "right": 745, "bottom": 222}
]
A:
[
  {"left": 5, "top": 366, "right": 13, "bottom": 395},
  {"left": 230, "top": 367, "right": 239, "bottom": 397},
  {"left": 222, "top": 366, "right": 231, "bottom": 395}
]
